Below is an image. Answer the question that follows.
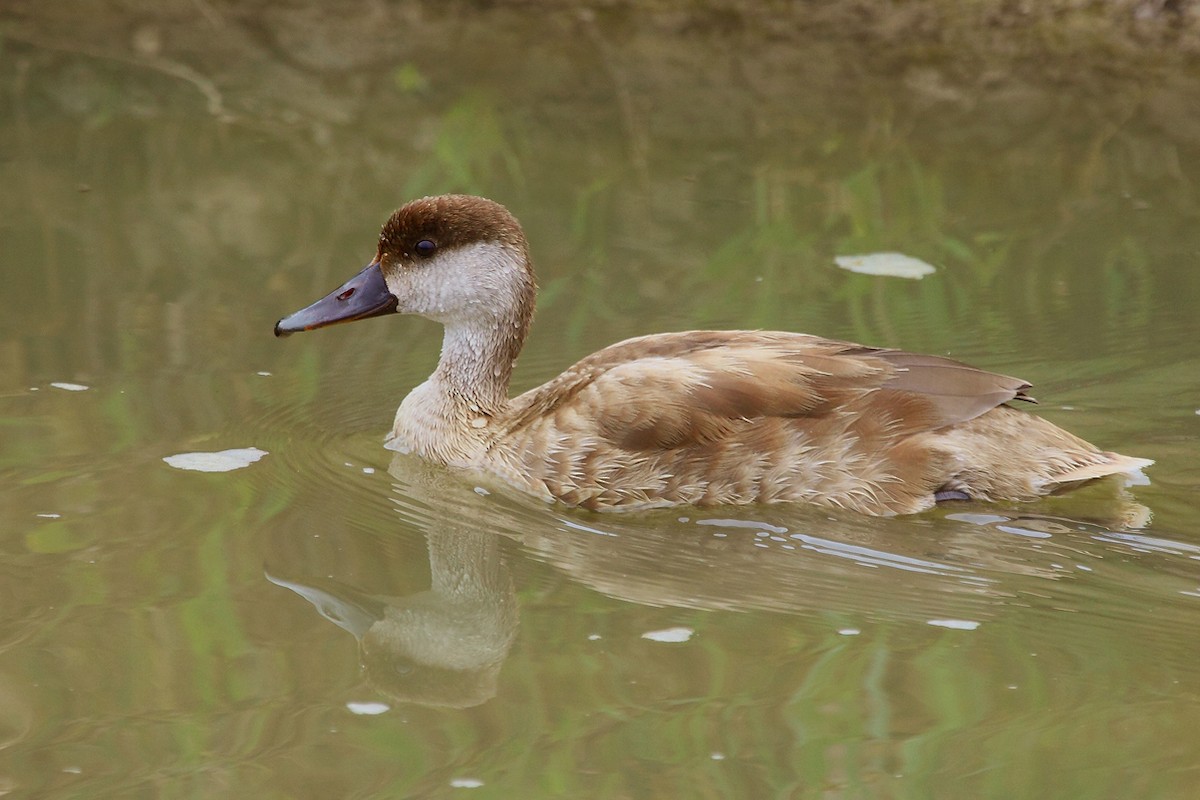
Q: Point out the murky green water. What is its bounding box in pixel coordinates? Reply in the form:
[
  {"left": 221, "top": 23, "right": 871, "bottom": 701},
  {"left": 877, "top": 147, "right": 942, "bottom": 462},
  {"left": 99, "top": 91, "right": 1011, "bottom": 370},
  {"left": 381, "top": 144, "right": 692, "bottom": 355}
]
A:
[{"left": 3, "top": 4, "right": 1200, "bottom": 798}]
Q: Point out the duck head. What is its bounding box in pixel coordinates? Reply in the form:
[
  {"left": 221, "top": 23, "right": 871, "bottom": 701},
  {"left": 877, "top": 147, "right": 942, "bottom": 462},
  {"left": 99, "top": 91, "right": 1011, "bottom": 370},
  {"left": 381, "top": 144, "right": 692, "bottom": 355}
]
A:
[{"left": 274, "top": 194, "right": 535, "bottom": 337}]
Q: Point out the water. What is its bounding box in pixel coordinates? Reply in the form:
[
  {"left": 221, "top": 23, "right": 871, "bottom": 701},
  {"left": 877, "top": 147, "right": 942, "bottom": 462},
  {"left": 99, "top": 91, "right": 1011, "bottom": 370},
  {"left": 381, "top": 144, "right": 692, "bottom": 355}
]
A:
[{"left": 2, "top": 4, "right": 1199, "bottom": 798}]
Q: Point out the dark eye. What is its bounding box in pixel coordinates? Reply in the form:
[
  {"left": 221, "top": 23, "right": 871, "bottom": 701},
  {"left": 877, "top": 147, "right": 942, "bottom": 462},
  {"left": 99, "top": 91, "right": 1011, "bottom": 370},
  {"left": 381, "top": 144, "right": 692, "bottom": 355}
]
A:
[{"left": 414, "top": 239, "right": 437, "bottom": 258}]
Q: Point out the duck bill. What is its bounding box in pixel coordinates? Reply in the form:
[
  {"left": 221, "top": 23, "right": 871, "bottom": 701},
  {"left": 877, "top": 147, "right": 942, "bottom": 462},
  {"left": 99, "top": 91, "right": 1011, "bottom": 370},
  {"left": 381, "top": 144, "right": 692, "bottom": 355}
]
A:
[{"left": 274, "top": 262, "right": 398, "bottom": 337}]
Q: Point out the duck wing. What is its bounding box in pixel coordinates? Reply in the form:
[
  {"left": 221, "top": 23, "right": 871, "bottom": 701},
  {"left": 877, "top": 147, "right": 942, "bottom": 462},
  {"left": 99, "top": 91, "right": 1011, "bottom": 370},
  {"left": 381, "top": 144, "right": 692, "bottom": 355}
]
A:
[{"left": 504, "top": 331, "right": 1032, "bottom": 450}]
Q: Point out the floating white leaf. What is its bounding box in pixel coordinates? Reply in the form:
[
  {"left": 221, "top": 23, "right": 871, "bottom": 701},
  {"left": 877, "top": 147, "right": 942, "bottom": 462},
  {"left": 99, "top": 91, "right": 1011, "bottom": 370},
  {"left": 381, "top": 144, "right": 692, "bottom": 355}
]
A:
[
  {"left": 163, "top": 447, "right": 268, "bottom": 473},
  {"left": 927, "top": 619, "right": 980, "bottom": 630},
  {"left": 835, "top": 252, "right": 936, "bottom": 279},
  {"left": 641, "top": 626, "right": 694, "bottom": 643}
]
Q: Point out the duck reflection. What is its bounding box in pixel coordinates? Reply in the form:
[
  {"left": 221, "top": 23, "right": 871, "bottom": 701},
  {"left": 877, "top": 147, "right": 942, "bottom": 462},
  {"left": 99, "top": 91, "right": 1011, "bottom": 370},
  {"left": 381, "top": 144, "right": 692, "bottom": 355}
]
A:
[
  {"left": 268, "top": 458, "right": 518, "bottom": 709},
  {"left": 269, "top": 452, "right": 1160, "bottom": 708},
  {"left": 267, "top": 524, "right": 515, "bottom": 708}
]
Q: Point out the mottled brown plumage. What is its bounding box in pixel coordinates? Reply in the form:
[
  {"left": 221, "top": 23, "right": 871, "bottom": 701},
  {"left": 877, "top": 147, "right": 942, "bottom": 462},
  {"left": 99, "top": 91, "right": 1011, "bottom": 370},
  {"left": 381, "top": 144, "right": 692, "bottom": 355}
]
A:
[{"left": 275, "top": 194, "right": 1153, "bottom": 516}]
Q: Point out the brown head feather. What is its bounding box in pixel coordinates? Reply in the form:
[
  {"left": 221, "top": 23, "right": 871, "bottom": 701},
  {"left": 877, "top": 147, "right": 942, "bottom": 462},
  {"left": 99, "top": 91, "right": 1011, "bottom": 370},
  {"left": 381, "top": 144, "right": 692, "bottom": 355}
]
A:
[{"left": 378, "top": 195, "right": 528, "bottom": 265}]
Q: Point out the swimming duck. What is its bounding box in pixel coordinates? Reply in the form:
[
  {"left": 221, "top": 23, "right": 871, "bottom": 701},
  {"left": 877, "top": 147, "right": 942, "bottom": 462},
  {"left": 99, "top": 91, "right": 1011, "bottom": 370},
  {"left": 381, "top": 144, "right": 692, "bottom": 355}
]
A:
[{"left": 275, "top": 194, "right": 1152, "bottom": 515}]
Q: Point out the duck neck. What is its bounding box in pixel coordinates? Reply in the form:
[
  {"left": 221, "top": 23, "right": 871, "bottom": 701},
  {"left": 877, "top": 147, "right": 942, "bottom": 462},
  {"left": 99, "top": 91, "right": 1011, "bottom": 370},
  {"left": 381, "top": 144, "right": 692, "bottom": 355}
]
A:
[
  {"left": 430, "top": 317, "right": 521, "bottom": 415},
  {"left": 390, "top": 245, "right": 536, "bottom": 462}
]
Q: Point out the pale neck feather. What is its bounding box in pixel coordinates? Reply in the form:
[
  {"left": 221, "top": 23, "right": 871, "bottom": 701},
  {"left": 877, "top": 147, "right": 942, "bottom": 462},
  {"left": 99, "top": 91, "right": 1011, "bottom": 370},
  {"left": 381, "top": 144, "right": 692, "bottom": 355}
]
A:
[
  {"left": 388, "top": 242, "right": 535, "bottom": 463},
  {"left": 431, "top": 319, "right": 520, "bottom": 414}
]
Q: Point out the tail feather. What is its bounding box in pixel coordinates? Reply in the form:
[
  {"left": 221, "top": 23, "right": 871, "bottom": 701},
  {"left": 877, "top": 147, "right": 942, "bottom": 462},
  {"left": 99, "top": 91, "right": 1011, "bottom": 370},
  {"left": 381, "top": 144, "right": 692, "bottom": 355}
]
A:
[
  {"left": 1048, "top": 453, "right": 1154, "bottom": 486},
  {"left": 933, "top": 406, "right": 1153, "bottom": 501}
]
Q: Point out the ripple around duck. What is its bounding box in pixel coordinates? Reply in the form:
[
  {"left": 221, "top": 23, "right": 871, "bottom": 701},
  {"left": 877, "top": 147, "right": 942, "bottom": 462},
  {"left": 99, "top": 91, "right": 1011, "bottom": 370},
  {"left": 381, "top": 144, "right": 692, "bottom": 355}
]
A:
[
  {"left": 233, "top": 382, "right": 401, "bottom": 532},
  {"left": 381, "top": 452, "right": 557, "bottom": 548},
  {"left": 928, "top": 509, "right": 1200, "bottom": 647}
]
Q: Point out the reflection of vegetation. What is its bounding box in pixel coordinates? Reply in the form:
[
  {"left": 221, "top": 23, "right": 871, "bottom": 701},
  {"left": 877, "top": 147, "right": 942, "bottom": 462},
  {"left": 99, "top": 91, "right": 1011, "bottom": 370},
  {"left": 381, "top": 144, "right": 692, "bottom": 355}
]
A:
[
  {"left": 402, "top": 91, "right": 524, "bottom": 198},
  {"left": 699, "top": 168, "right": 820, "bottom": 328},
  {"left": 391, "top": 63, "right": 429, "bottom": 95},
  {"left": 635, "top": 151, "right": 1024, "bottom": 351}
]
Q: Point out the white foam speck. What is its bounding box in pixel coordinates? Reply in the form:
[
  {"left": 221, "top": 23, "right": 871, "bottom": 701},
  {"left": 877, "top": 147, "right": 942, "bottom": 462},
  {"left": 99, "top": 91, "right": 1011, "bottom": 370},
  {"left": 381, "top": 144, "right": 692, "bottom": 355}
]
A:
[
  {"left": 588, "top": 633, "right": 601, "bottom": 641},
  {"left": 256, "top": 371, "right": 272, "bottom": 377},
  {"left": 834, "top": 252, "right": 936, "bottom": 279},
  {"left": 163, "top": 447, "right": 268, "bottom": 472},
  {"left": 558, "top": 518, "right": 618, "bottom": 537},
  {"left": 37, "top": 513, "right": 61, "bottom": 519},
  {"left": 642, "top": 626, "right": 694, "bottom": 643},
  {"left": 927, "top": 619, "right": 980, "bottom": 631},
  {"left": 450, "top": 778, "right": 484, "bottom": 789},
  {"left": 51, "top": 382, "right": 89, "bottom": 392},
  {"left": 710, "top": 752, "right": 726, "bottom": 761},
  {"left": 346, "top": 701, "right": 390, "bottom": 715},
  {"left": 473, "top": 486, "right": 490, "bottom": 496},
  {"left": 362, "top": 467, "right": 375, "bottom": 474},
  {"left": 838, "top": 628, "right": 861, "bottom": 636}
]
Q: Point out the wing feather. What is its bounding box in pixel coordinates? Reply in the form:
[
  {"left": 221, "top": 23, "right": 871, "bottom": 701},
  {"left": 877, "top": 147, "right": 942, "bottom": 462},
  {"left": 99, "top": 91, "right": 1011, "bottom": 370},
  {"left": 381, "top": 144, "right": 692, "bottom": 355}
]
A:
[{"left": 504, "top": 331, "right": 1033, "bottom": 452}]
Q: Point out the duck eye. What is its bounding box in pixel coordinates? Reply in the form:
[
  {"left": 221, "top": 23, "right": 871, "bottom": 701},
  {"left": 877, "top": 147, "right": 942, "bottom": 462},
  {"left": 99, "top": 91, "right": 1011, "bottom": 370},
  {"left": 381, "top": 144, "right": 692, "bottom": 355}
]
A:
[{"left": 414, "top": 239, "right": 437, "bottom": 258}]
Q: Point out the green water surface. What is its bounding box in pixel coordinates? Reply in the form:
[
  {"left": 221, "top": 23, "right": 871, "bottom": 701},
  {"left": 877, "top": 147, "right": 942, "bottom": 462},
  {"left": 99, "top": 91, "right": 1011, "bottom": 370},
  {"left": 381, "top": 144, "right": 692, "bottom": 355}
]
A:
[{"left": 2, "top": 4, "right": 1199, "bottom": 798}]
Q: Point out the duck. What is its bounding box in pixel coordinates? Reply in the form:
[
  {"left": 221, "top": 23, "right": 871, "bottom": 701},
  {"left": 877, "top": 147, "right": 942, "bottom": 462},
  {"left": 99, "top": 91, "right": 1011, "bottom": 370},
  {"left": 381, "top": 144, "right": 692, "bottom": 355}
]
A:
[{"left": 275, "top": 194, "right": 1153, "bottom": 516}]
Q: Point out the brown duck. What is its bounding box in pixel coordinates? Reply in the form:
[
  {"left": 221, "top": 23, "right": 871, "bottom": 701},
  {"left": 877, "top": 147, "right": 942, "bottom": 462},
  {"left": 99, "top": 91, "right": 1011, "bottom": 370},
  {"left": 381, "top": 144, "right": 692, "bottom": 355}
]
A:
[{"left": 275, "top": 194, "right": 1152, "bottom": 515}]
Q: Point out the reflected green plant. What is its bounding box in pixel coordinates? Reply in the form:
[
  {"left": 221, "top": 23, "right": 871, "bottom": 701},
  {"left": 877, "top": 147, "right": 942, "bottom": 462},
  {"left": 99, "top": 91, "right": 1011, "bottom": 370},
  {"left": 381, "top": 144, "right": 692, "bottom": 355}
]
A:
[
  {"left": 25, "top": 520, "right": 95, "bottom": 554},
  {"left": 392, "top": 63, "right": 429, "bottom": 95},
  {"left": 698, "top": 169, "right": 822, "bottom": 327},
  {"left": 402, "top": 91, "right": 524, "bottom": 198}
]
